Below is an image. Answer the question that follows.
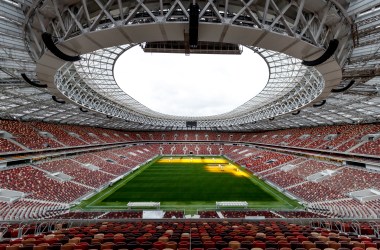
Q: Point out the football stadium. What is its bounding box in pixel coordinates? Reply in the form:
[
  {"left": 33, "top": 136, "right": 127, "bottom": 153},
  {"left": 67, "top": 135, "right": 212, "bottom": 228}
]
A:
[{"left": 1, "top": 0, "right": 380, "bottom": 246}]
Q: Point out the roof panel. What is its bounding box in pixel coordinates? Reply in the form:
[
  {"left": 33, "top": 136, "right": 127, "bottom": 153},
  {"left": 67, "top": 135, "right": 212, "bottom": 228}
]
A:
[{"left": 0, "top": 0, "right": 376, "bottom": 131}]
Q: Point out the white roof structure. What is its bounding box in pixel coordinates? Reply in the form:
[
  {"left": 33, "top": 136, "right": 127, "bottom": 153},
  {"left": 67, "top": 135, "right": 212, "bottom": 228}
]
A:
[{"left": 1, "top": 0, "right": 380, "bottom": 131}]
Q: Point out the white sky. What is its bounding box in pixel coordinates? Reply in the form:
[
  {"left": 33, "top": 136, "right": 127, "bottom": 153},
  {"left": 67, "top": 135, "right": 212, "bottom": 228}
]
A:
[{"left": 114, "top": 46, "right": 269, "bottom": 117}]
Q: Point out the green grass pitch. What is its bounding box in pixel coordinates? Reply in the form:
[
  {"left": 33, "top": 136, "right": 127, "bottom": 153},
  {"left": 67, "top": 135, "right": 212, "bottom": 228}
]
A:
[{"left": 76, "top": 156, "right": 301, "bottom": 212}]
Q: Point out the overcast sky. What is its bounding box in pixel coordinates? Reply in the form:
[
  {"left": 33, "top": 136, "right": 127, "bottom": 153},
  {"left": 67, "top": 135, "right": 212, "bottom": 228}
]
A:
[{"left": 114, "top": 46, "right": 269, "bottom": 117}]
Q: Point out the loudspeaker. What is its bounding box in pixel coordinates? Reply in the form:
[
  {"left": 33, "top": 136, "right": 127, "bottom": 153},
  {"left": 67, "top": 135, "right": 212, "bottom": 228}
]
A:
[{"left": 189, "top": 3, "right": 199, "bottom": 48}]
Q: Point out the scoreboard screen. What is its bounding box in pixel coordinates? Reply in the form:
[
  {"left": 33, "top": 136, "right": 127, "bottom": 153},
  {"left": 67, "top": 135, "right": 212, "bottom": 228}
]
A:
[{"left": 186, "top": 121, "right": 197, "bottom": 127}]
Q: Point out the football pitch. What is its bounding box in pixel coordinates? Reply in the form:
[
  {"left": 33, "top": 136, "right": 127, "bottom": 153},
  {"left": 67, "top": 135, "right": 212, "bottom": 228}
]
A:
[{"left": 77, "top": 156, "right": 301, "bottom": 213}]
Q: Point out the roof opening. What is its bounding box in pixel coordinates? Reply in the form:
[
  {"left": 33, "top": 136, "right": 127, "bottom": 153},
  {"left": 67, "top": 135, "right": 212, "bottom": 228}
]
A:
[{"left": 114, "top": 45, "right": 269, "bottom": 117}]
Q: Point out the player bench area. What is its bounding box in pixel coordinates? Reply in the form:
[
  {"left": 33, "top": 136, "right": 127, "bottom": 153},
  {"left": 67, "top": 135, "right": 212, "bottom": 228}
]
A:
[
  {"left": 127, "top": 202, "right": 161, "bottom": 209},
  {"left": 216, "top": 201, "right": 248, "bottom": 209}
]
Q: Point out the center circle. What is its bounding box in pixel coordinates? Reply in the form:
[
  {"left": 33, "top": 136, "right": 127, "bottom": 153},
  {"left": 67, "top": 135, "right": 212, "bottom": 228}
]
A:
[{"left": 114, "top": 45, "right": 269, "bottom": 117}]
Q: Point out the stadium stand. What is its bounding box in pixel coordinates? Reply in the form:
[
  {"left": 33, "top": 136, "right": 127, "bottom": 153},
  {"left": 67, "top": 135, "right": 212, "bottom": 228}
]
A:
[
  {"left": 264, "top": 171, "right": 305, "bottom": 188},
  {"left": 198, "top": 211, "right": 219, "bottom": 218},
  {"left": 37, "top": 159, "right": 115, "bottom": 189},
  {"left": 276, "top": 211, "right": 325, "bottom": 218},
  {"left": 28, "top": 122, "right": 130, "bottom": 147},
  {"left": 238, "top": 151, "right": 296, "bottom": 173},
  {"left": 0, "top": 220, "right": 379, "bottom": 249},
  {"left": 73, "top": 154, "right": 131, "bottom": 176},
  {"left": 0, "top": 166, "right": 91, "bottom": 203},
  {"left": 99, "top": 212, "right": 143, "bottom": 219},
  {"left": 163, "top": 211, "right": 185, "bottom": 219},
  {"left": 247, "top": 123, "right": 380, "bottom": 156},
  {"left": 221, "top": 210, "right": 280, "bottom": 218},
  {"left": 1, "top": 122, "right": 380, "bottom": 157},
  {"left": 286, "top": 160, "right": 340, "bottom": 178},
  {"left": 29, "top": 122, "right": 91, "bottom": 147},
  {"left": 0, "top": 120, "right": 62, "bottom": 150},
  {"left": 51, "top": 211, "right": 105, "bottom": 219},
  {"left": 366, "top": 199, "right": 380, "bottom": 215},
  {"left": 1, "top": 125, "right": 380, "bottom": 220},
  {"left": 353, "top": 140, "right": 380, "bottom": 155},
  {"left": 0, "top": 138, "right": 23, "bottom": 153},
  {"left": 198, "top": 144, "right": 210, "bottom": 155},
  {"left": 3, "top": 0, "right": 380, "bottom": 240},
  {"left": 321, "top": 168, "right": 380, "bottom": 193},
  {"left": 0, "top": 200, "right": 68, "bottom": 221},
  {"left": 287, "top": 181, "right": 347, "bottom": 203},
  {"left": 310, "top": 199, "right": 378, "bottom": 218},
  {"left": 159, "top": 144, "right": 173, "bottom": 155}
]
